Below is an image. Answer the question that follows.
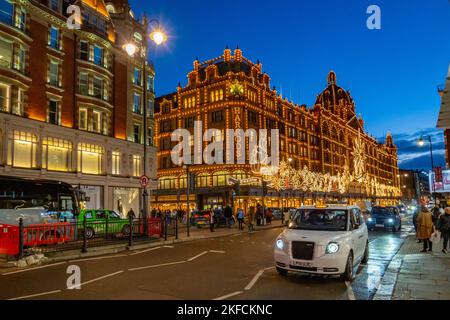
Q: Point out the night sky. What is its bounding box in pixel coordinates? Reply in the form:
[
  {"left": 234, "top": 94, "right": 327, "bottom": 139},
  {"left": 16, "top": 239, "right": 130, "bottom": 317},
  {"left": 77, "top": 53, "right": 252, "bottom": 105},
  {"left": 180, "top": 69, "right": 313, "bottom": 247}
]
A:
[{"left": 130, "top": 0, "right": 450, "bottom": 170}]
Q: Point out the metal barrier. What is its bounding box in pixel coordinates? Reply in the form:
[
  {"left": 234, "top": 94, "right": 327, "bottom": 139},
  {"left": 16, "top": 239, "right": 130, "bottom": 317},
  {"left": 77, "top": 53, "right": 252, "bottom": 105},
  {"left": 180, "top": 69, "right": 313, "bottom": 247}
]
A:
[{"left": 0, "top": 217, "right": 169, "bottom": 259}]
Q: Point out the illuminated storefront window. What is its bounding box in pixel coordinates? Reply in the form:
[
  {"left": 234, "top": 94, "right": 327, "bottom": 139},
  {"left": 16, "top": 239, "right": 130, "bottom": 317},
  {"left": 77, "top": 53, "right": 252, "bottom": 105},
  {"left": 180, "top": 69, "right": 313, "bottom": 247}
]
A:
[
  {"left": 7, "top": 130, "right": 37, "bottom": 168},
  {"left": 77, "top": 142, "right": 103, "bottom": 175},
  {"left": 212, "top": 171, "right": 230, "bottom": 187},
  {"left": 112, "top": 151, "right": 120, "bottom": 175},
  {"left": 196, "top": 173, "right": 210, "bottom": 188},
  {"left": 132, "top": 155, "right": 141, "bottom": 177},
  {"left": 179, "top": 174, "right": 187, "bottom": 189},
  {"left": 158, "top": 176, "right": 176, "bottom": 190},
  {"left": 42, "top": 137, "right": 72, "bottom": 171}
]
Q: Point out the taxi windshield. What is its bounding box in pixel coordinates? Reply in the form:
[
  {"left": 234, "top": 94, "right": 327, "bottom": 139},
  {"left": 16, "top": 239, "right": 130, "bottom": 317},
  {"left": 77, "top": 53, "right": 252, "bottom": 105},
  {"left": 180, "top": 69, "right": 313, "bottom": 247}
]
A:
[
  {"left": 372, "top": 207, "right": 396, "bottom": 215},
  {"left": 289, "top": 209, "right": 348, "bottom": 231}
]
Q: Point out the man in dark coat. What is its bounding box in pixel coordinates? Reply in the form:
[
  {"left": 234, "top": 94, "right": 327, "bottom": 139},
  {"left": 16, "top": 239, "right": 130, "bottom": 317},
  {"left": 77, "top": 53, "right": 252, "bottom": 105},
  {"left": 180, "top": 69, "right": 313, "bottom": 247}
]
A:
[{"left": 224, "top": 204, "right": 233, "bottom": 229}]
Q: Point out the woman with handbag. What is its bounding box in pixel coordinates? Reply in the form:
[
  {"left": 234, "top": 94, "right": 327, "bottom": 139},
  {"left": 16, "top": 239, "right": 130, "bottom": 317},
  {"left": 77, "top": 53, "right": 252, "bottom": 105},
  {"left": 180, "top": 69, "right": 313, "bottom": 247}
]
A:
[
  {"left": 437, "top": 207, "right": 450, "bottom": 254},
  {"left": 417, "top": 206, "right": 435, "bottom": 252}
]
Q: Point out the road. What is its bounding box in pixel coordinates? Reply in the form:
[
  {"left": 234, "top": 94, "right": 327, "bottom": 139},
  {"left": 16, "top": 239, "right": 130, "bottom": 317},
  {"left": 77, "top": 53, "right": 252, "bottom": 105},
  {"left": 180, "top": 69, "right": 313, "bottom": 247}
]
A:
[{"left": 0, "top": 215, "right": 413, "bottom": 300}]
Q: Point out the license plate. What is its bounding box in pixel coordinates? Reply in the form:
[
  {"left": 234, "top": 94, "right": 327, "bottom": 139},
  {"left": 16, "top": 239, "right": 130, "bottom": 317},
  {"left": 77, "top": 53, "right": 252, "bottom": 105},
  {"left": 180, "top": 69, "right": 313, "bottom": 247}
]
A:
[
  {"left": 292, "top": 260, "right": 312, "bottom": 267},
  {"left": 376, "top": 224, "right": 384, "bottom": 227}
]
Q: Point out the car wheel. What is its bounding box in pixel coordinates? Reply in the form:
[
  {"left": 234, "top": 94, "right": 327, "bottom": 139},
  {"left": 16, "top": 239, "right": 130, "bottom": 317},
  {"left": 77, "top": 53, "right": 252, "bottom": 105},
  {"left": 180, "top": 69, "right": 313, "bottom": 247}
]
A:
[
  {"left": 276, "top": 267, "right": 288, "bottom": 276},
  {"left": 122, "top": 224, "right": 131, "bottom": 236},
  {"left": 85, "top": 227, "right": 95, "bottom": 240},
  {"left": 341, "top": 253, "right": 354, "bottom": 282},
  {"left": 362, "top": 242, "right": 369, "bottom": 264}
]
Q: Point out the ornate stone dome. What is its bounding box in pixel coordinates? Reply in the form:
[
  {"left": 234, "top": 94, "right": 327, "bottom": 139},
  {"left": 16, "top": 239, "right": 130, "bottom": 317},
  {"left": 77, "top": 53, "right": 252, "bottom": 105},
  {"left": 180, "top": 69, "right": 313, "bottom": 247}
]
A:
[{"left": 315, "top": 71, "right": 355, "bottom": 117}]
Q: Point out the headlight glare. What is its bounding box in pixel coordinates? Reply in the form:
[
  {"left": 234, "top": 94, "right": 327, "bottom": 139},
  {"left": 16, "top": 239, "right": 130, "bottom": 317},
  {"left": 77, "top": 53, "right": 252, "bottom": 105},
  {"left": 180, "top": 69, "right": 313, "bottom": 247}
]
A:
[
  {"left": 326, "top": 242, "right": 339, "bottom": 254},
  {"left": 276, "top": 238, "right": 285, "bottom": 250}
]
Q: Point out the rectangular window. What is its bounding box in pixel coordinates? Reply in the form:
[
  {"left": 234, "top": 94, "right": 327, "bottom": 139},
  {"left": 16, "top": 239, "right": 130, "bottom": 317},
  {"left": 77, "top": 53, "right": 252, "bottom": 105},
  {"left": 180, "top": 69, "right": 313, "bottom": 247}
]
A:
[
  {"left": 133, "top": 155, "right": 141, "bottom": 177},
  {"left": 80, "top": 41, "right": 89, "bottom": 60},
  {"left": 48, "top": 100, "right": 59, "bottom": 125},
  {"left": 49, "top": 26, "right": 59, "bottom": 49},
  {"left": 92, "top": 110, "right": 101, "bottom": 133},
  {"left": 184, "top": 117, "right": 195, "bottom": 129},
  {"left": 93, "top": 77, "right": 103, "bottom": 99},
  {"left": 93, "top": 45, "right": 103, "bottom": 66},
  {"left": 15, "top": 46, "right": 25, "bottom": 73},
  {"left": 133, "top": 68, "right": 141, "bottom": 86},
  {"left": 9, "top": 131, "right": 37, "bottom": 168},
  {"left": 112, "top": 151, "right": 120, "bottom": 175},
  {"left": 15, "top": 8, "right": 26, "bottom": 31},
  {"left": 148, "top": 128, "right": 153, "bottom": 146},
  {"left": 78, "top": 143, "right": 103, "bottom": 175},
  {"left": 147, "top": 75, "right": 154, "bottom": 91},
  {"left": 0, "top": 0, "right": 13, "bottom": 25},
  {"left": 79, "top": 108, "right": 87, "bottom": 130},
  {"left": 211, "top": 110, "right": 223, "bottom": 123},
  {"left": 0, "top": 38, "right": 12, "bottom": 68},
  {"left": 133, "top": 125, "right": 140, "bottom": 143},
  {"left": 49, "top": 0, "right": 59, "bottom": 11},
  {"left": 79, "top": 73, "right": 88, "bottom": 95},
  {"left": 0, "top": 83, "right": 10, "bottom": 112},
  {"left": 49, "top": 60, "right": 59, "bottom": 86},
  {"left": 43, "top": 137, "right": 71, "bottom": 172},
  {"left": 133, "top": 93, "right": 141, "bottom": 114}
]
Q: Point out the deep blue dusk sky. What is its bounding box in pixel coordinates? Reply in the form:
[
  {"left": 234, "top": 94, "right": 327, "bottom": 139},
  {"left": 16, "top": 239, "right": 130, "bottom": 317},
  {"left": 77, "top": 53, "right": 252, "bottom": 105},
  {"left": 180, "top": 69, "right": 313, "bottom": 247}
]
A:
[{"left": 130, "top": 0, "right": 450, "bottom": 169}]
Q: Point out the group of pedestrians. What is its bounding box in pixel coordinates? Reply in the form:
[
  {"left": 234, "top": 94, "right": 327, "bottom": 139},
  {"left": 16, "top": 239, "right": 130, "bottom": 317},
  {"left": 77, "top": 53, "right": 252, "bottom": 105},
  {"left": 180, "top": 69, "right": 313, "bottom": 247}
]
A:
[{"left": 413, "top": 204, "right": 450, "bottom": 254}]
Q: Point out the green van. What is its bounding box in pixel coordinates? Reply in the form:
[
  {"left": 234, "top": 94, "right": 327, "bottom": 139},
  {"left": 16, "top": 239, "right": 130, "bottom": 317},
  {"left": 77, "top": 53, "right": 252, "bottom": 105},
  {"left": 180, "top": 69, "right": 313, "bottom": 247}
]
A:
[{"left": 77, "top": 209, "right": 131, "bottom": 239}]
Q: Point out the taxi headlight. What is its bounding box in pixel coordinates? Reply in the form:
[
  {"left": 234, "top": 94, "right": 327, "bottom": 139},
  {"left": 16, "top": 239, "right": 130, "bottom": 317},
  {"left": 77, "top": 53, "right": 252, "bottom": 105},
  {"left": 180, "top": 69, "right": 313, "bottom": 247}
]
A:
[
  {"left": 276, "top": 238, "right": 285, "bottom": 250},
  {"left": 367, "top": 217, "right": 373, "bottom": 222},
  {"left": 326, "top": 242, "right": 340, "bottom": 254},
  {"left": 388, "top": 218, "right": 394, "bottom": 224}
]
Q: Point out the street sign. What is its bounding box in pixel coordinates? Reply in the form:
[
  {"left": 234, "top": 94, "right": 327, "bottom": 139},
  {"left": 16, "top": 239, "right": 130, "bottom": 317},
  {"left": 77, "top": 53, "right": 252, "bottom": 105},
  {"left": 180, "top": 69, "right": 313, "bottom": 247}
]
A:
[
  {"left": 240, "top": 177, "right": 261, "bottom": 185},
  {"left": 140, "top": 175, "right": 149, "bottom": 188}
]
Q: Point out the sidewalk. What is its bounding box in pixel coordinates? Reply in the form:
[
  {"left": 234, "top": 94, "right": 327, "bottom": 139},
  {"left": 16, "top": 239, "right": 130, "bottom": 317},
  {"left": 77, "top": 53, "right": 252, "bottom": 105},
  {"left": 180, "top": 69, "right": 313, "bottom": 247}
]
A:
[
  {"left": 374, "top": 231, "right": 450, "bottom": 300},
  {"left": 0, "top": 221, "right": 284, "bottom": 269}
]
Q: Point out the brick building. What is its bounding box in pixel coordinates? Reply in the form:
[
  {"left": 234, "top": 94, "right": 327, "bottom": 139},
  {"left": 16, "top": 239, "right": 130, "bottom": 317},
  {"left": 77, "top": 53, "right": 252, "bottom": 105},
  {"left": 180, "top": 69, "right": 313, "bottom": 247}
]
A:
[
  {"left": 0, "top": 0, "right": 157, "bottom": 214},
  {"left": 153, "top": 48, "right": 400, "bottom": 211}
]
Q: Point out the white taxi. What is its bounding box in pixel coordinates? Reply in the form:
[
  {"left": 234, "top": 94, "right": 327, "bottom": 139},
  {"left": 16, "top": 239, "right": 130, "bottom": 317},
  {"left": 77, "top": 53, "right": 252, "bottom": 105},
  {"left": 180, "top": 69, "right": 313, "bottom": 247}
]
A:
[{"left": 274, "top": 205, "right": 369, "bottom": 281}]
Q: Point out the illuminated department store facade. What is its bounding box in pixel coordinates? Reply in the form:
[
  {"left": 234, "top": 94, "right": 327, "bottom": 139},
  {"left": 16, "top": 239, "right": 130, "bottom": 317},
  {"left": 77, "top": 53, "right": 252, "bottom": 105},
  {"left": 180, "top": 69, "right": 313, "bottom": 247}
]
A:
[
  {"left": 153, "top": 48, "right": 400, "bottom": 211},
  {"left": 0, "top": 0, "right": 157, "bottom": 215}
]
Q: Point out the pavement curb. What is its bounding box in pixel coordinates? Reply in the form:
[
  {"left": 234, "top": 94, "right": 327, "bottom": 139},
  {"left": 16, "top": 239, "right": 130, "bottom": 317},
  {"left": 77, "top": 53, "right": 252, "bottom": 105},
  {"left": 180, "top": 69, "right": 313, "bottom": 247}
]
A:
[{"left": 0, "top": 224, "right": 284, "bottom": 270}]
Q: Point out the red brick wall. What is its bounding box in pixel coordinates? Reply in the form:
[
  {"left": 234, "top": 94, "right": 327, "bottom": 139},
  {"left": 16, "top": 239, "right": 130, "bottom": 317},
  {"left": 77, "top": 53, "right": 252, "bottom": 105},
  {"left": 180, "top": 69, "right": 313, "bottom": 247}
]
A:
[
  {"left": 114, "top": 59, "right": 127, "bottom": 140},
  {"left": 27, "top": 19, "right": 48, "bottom": 122}
]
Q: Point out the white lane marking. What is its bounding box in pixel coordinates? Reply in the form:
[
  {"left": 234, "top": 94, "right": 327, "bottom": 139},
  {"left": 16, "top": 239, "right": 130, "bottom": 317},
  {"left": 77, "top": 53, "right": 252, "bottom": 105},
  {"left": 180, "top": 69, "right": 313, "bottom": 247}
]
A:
[
  {"left": 163, "top": 245, "right": 174, "bottom": 248},
  {"left": 213, "top": 291, "right": 243, "bottom": 301},
  {"left": 245, "top": 269, "right": 265, "bottom": 290},
  {"left": 129, "top": 246, "right": 162, "bottom": 256},
  {"left": 8, "top": 290, "right": 62, "bottom": 301},
  {"left": 345, "top": 281, "right": 356, "bottom": 300},
  {"left": 263, "top": 266, "right": 275, "bottom": 271},
  {"left": 128, "top": 261, "right": 186, "bottom": 271},
  {"left": 2, "top": 262, "right": 67, "bottom": 276},
  {"left": 187, "top": 251, "right": 209, "bottom": 262},
  {"left": 70, "top": 254, "right": 127, "bottom": 262},
  {"left": 209, "top": 250, "right": 225, "bottom": 254},
  {"left": 80, "top": 270, "right": 124, "bottom": 287}
]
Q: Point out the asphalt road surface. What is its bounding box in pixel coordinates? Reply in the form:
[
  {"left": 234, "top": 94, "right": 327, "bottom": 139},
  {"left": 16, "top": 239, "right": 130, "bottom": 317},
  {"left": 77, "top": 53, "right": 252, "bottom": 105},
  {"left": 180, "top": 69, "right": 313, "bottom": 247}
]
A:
[{"left": 0, "top": 214, "right": 414, "bottom": 300}]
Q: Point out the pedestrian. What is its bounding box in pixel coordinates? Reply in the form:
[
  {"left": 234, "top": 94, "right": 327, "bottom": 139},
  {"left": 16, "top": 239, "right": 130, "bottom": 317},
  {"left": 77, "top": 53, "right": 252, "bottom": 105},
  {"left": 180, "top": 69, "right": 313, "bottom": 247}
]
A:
[
  {"left": 417, "top": 206, "right": 435, "bottom": 252},
  {"left": 256, "top": 204, "right": 262, "bottom": 226},
  {"left": 437, "top": 207, "right": 450, "bottom": 254},
  {"left": 237, "top": 207, "right": 245, "bottom": 230},
  {"left": 247, "top": 206, "right": 255, "bottom": 232},
  {"left": 283, "top": 209, "right": 290, "bottom": 226},
  {"left": 127, "top": 208, "right": 136, "bottom": 220},
  {"left": 265, "top": 207, "right": 273, "bottom": 224},
  {"left": 209, "top": 209, "right": 215, "bottom": 232},
  {"left": 432, "top": 204, "right": 441, "bottom": 226},
  {"left": 413, "top": 210, "right": 421, "bottom": 243},
  {"left": 214, "top": 207, "right": 222, "bottom": 228},
  {"left": 224, "top": 204, "right": 233, "bottom": 229}
]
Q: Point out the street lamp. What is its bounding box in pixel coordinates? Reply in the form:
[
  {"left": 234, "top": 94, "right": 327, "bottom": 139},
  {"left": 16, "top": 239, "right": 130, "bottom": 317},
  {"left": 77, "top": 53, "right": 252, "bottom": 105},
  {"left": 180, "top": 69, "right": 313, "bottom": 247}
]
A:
[
  {"left": 123, "top": 19, "right": 167, "bottom": 233},
  {"left": 417, "top": 135, "right": 435, "bottom": 201}
]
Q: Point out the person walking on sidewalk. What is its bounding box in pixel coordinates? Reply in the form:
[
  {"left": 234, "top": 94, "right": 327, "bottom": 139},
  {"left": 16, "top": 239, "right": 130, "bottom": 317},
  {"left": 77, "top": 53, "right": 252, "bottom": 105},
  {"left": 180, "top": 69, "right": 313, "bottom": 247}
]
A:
[
  {"left": 224, "top": 204, "right": 233, "bottom": 229},
  {"left": 247, "top": 206, "right": 255, "bottom": 232},
  {"left": 236, "top": 207, "right": 245, "bottom": 230},
  {"left": 437, "top": 207, "right": 450, "bottom": 254},
  {"left": 417, "top": 206, "right": 435, "bottom": 252},
  {"left": 413, "top": 209, "right": 421, "bottom": 243},
  {"left": 209, "top": 208, "right": 215, "bottom": 232}
]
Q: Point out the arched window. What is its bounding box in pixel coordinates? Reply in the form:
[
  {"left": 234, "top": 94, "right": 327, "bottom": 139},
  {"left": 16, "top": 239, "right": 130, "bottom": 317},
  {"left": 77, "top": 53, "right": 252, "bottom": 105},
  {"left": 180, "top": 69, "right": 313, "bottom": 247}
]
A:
[
  {"left": 196, "top": 173, "right": 210, "bottom": 188},
  {"left": 159, "top": 176, "right": 176, "bottom": 190},
  {"left": 212, "top": 171, "right": 230, "bottom": 186}
]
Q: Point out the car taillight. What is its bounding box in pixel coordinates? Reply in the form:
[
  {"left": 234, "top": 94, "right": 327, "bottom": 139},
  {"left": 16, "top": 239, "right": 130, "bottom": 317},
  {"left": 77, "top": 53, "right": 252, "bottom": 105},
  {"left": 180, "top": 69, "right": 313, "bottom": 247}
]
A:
[{"left": 194, "top": 215, "right": 199, "bottom": 218}]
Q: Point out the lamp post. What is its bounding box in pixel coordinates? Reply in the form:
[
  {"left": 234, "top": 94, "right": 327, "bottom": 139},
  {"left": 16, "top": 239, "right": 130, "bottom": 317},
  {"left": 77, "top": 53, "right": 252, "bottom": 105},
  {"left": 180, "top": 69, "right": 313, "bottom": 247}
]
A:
[
  {"left": 418, "top": 135, "right": 435, "bottom": 202},
  {"left": 183, "top": 164, "right": 190, "bottom": 237},
  {"left": 124, "top": 19, "right": 167, "bottom": 232}
]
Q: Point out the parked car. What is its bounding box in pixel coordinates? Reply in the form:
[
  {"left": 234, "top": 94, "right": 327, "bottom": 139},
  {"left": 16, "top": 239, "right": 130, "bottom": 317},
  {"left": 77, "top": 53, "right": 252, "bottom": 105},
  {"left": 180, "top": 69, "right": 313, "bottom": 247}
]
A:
[
  {"left": 366, "top": 206, "right": 402, "bottom": 232},
  {"left": 271, "top": 208, "right": 282, "bottom": 219},
  {"left": 77, "top": 209, "right": 130, "bottom": 239},
  {"left": 274, "top": 205, "right": 369, "bottom": 281},
  {"left": 192, "top": 211, "right": 211, "bottom": 228}
]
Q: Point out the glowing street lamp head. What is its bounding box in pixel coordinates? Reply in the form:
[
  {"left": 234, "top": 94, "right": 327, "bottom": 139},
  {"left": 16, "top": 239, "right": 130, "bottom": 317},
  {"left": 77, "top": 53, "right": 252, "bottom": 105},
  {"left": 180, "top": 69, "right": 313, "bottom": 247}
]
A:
[
  {"left": 123, "top": 43, "right": 137, "bottom": 57},
  {"left": 150, "top": 30, "right": 167, "bottom": 45},
  {"left": 288, "top": 158, "right": 293, "bottom": 163},
  {"left": 417, "top": 137, "right": 425, "bottom": 147}
]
